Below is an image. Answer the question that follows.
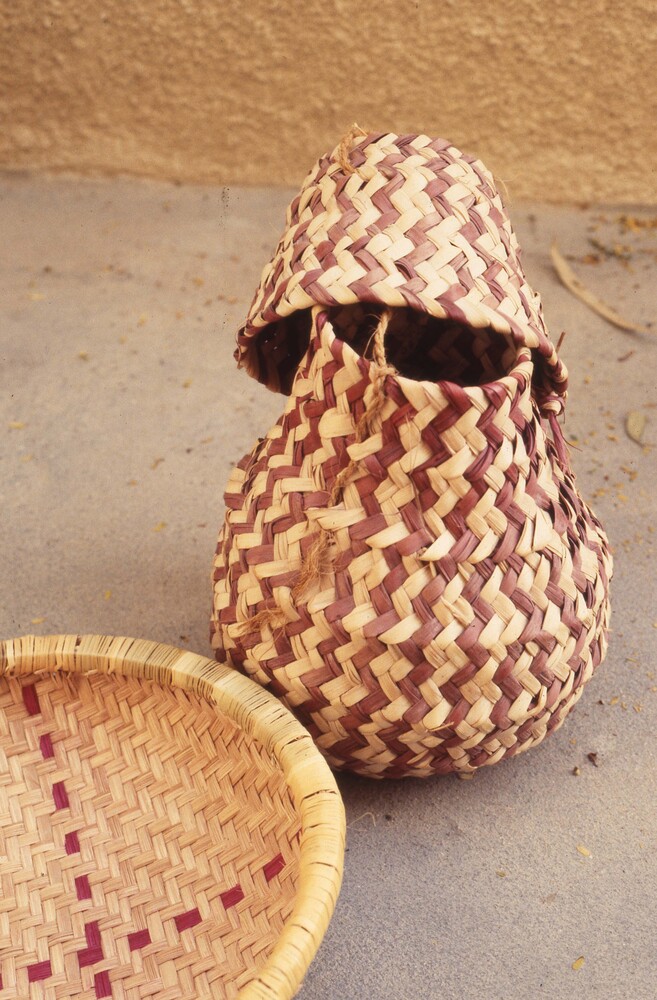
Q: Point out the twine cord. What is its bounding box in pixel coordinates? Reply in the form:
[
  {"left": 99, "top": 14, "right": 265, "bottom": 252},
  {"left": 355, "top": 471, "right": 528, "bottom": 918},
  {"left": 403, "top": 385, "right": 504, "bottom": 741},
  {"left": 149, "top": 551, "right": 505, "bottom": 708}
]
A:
[
  {"left": 236, "top": 309, "right": 394, "bottom": 635},
  {"left": 335, "top": 123, "right": 367, "bottom": 175}
]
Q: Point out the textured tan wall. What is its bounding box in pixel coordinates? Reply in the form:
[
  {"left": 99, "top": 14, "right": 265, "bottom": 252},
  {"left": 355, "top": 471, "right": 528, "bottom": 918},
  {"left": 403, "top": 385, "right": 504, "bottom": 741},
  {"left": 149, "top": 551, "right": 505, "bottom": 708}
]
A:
[{"left": 1, "top": 0, "right": 656, "bottom": 202}]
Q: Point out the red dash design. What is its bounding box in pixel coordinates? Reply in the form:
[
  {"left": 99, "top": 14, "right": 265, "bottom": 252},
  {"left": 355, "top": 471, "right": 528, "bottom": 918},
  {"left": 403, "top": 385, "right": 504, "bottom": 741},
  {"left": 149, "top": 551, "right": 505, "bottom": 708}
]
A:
[
  {"left": 40, "top": 733, "right": 55, "bottom": 759},
  {"left": 52, "top": 781, "right": 69, "bottom": 809},
  {"left": 65, "top": 830, "right": 80, "bottom": 854},
  {"left": 128, "top": 929, "right": 151, "bottom": 951},
  {"left": 75, "top": 875, "right": 92, "bottom": 900},
  {"left": 22, "top": 683, "right": 41, "bottom": 716},
  {"left": 263, "top": 853, "right": 286, "bottom": 882},
  {"left": 28, "top": 961, "right": 52, "bottom": 983},
  {"left": 77, "top": 922, "right": 103, "bottom": 968},
  {"left": 174, "top": 908, "right": 202, "bottom": 932},
  {"left": 75, "top": 914, "right": 111, "bottom": 995},
  {"left": 220, "top": 885, "right": 244, "bottom": 910},
  {"left": 94, "top": 971, "right": 112, "bottom": 998}
]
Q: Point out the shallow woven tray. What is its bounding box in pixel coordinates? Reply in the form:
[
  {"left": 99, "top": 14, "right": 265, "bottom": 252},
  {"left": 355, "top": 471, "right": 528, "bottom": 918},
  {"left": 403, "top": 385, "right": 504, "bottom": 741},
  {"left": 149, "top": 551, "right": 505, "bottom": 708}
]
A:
[{"left": 0, "top": 635, "right": 345, "bottom": 999}]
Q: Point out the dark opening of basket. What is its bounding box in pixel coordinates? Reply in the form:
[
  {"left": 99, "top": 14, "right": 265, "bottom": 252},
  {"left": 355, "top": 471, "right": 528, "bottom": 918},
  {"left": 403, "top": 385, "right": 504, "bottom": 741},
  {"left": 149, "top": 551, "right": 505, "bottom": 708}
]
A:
[
  {"left": 249, "top": 304, "right": 519, "bottom": 393},
  {"left": 329, "top": 304, "right": 519, "bottom": 386}
]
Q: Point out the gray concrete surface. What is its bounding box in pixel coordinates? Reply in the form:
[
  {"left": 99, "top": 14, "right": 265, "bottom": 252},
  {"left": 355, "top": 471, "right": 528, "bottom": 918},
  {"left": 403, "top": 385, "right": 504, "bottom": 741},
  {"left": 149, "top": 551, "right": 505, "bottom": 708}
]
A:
[{"left": 1, "top": 172, "right": 656, "bottom": 1000}]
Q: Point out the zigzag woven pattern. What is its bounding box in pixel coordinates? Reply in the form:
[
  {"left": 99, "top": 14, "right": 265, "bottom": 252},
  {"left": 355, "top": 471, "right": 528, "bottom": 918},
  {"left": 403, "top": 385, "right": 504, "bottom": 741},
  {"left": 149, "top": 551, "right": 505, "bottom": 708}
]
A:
[
  {"left": 212, "top": 132, "right": 612, "bottom": 779},
  {"left": 235, "top": 131, "right": 567, "bottom": 414}
]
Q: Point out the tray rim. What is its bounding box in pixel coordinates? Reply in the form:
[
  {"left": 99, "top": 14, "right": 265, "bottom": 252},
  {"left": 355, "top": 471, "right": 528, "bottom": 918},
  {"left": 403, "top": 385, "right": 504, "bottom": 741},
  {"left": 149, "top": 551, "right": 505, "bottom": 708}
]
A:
[{"left": 0, "top": 633, "right": 346, "bottom": 1000}]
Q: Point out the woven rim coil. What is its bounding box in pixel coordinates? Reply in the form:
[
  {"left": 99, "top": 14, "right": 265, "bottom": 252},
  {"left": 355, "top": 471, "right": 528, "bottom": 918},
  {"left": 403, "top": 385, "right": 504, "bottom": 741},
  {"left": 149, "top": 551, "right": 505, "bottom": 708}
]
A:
[
  {"left": 0, "top": 634, "right": 345, "bottom": 998},
  {"left": 212, "top": 130, "right": 612, "bottom": 779}
]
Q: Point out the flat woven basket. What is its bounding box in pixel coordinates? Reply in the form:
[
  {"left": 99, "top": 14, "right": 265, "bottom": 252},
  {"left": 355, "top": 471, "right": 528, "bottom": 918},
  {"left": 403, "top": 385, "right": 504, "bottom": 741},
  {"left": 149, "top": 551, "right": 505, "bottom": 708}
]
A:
[
  {"left": 211, "top": 130, "right": 613, "bottom": 779},
  {"left": 0, "top": 634, "right": 345, "bottom": 999}
]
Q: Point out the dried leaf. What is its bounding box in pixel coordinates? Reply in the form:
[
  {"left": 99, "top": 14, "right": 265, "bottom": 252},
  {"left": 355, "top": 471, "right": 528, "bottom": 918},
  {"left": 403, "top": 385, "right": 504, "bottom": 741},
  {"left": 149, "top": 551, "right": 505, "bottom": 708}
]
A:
[
  {"left": 572, "top": 956, "right": 585, "bottom": 971},
  {"left": 625, "top": 411, "right": 646, "bottom": 444},
  {"left": 577, "top": 844, "right": 592, "bottom": 857},
  {"left": 551, "top": 243, "right": 652, "bottom": 334},
  {"left": 587, "top": 751, "right": 599, "bottom": 767},
  {"left": 153, "top": 522, "right": 167, "bottom": 532},
  {"left": 347, "top": 811, "right": 377, "bottom": 829}
]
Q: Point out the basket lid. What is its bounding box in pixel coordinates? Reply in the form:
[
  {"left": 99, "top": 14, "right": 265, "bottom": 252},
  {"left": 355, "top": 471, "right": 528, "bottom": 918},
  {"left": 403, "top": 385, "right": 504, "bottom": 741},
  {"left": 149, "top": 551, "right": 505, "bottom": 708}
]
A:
[
  {"left": 0, "top": 634, "right": 345, "bottom": 1000},
  {"left": 235, "top": 130, "right": 568, "bottom": 413}
]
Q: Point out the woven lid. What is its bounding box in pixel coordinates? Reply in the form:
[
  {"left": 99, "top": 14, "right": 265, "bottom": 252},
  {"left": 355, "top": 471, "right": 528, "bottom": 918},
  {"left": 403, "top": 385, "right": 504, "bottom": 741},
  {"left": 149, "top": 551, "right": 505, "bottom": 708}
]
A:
[{"left": 236, "top": 130, "right": 568, "bottom": 412}]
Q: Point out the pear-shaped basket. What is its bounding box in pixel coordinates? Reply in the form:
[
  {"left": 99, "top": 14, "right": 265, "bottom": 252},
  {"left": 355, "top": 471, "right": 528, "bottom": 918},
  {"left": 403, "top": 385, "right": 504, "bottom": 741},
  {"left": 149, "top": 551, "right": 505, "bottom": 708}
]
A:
[
  {"left": 0, "top": 634, "right": 345, "bottom": 999},
  {"left": 211, "top": 131, "right": 612, "bottom": 779}
]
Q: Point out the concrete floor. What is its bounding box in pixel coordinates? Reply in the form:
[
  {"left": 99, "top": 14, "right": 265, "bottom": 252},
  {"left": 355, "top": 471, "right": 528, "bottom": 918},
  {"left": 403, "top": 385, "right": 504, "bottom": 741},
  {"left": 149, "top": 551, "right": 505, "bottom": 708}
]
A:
[{"left": 1, "top": 172, "right": 656, "bottom": 1000}]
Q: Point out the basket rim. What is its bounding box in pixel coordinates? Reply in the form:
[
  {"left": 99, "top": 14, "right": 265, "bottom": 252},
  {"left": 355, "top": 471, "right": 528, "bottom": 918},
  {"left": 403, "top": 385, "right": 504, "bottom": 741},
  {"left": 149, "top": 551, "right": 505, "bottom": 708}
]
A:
[
  {"left": 0, "top": 633, "right": 346, "bottom": 1000},
  {"left": 312, "top": 304, "right": 535, "bottom": 408}
]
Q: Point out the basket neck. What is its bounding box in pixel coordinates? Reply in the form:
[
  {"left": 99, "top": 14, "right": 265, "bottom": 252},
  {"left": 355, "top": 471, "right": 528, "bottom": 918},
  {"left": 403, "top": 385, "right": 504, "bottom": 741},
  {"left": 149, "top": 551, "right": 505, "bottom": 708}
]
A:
[{"left": 291, "top": 306, "right": 537, "bottom": 427}]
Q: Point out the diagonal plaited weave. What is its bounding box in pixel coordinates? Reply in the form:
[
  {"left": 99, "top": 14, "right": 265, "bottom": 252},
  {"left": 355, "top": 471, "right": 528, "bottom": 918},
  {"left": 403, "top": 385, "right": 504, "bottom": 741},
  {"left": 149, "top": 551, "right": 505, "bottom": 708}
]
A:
[{"left": 211, "top": 130, "right": 612, "bottom": 779}]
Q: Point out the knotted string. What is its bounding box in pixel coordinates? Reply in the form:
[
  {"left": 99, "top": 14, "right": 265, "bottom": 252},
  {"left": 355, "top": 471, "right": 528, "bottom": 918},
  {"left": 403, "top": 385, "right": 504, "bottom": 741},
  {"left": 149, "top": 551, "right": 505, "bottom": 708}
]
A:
[{"left": 235, "top": 308, "right": 394, "bottom": 636}]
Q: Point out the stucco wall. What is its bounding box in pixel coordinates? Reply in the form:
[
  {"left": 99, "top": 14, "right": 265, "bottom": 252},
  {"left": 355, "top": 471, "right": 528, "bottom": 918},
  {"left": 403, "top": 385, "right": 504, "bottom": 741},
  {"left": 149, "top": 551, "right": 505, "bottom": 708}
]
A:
[{"left": 2, "top": 0, "right": 655, "bottom": 202}]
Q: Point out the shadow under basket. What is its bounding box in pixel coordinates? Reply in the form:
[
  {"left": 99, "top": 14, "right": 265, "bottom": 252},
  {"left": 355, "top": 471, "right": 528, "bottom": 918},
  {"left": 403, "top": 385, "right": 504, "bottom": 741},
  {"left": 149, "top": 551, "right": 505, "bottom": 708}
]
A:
[{"left": 0, "top": 635, "right": 345, "bottom": 1000}]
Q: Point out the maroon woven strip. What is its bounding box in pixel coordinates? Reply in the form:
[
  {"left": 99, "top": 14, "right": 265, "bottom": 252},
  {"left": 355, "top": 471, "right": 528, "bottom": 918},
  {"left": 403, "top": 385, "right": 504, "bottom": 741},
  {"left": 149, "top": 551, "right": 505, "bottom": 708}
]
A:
[
  {"left": 52, "top": 781, "right": 69, "bottom": 810},
  {"left": 85, "top": 922, "right": 102, "bottom": 947},
  {"left": 65, "top": 830, "right": 80, "bottom": 854},
  {"left": 220, "top": 885, "right": 244, "bottom": 909},
  {"left": 263, "top": 853, "right": 286, "bottom": 882},
  {"left": 128, "top": 929, "right": 151, "bottom": 951},
  {"left": 78, "top": 945, "right": 103, "bottom": 968},
  {"left": 40, "top": 733, "right": 55, "bottom": 759},
  {"left": 75, "top": 874, "right": 92, "bottom": 900},
  {"left": 174, "top": 908, "right": 202, "bottom": 932},
  {"left": 22, "top": 683, "right": 40, "bottom": 716},
  {"left": 28, "top": 961, "right": 52, "bottom": 982},
  {"left": 94, "top": 971, "right": 112, "bottom": 998}
]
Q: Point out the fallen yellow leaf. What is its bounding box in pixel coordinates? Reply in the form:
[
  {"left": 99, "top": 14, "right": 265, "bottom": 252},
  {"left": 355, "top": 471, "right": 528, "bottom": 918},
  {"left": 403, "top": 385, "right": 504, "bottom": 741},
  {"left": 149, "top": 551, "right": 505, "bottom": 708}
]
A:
[
  {"left": 551, "top": 243, "right": 651, "bottom": 334},
  {"left": 576, "top": 844, "right": 591, "bottom": 857},
  {"left": 572, "top": 956, "right": 585, "bottom": 971},
  {"left": 626, "top": 411, "right": 646, "bottom": 445}
]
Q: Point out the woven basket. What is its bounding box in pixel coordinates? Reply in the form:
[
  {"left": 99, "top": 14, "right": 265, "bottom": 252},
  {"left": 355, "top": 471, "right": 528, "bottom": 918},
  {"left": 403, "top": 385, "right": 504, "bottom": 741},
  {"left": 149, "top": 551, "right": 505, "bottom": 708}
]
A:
[
  {"left": 211, "top": 130, "right": 613, "bottom": 779},
  {"left": 0, "top": 634, "right": 345, "bottom": 998}
]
